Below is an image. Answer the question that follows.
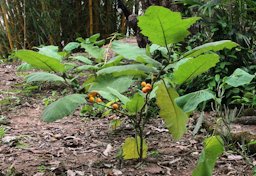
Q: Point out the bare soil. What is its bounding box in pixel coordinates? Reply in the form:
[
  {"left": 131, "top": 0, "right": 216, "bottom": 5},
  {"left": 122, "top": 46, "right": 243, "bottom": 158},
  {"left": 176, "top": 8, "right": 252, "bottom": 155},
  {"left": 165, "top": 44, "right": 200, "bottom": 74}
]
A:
[{"left": 0, "top": 63, "right": 254, "bottom": 176}]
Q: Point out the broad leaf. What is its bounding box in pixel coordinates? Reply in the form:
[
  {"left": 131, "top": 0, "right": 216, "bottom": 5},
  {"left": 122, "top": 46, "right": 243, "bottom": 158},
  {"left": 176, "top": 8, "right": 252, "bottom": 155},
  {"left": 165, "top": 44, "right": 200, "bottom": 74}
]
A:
[
  {"left": 81, "top": 43, "right": 105, "bottom": 61},
  {"left": 76, "top": 65, "right": 99, "bottom": 72},
  {"left": 42, "top": 94, "right": 86, "bottom": 122},
  {"left": 15, "top": 50, "right": 65, "bottom": 73},
  {"left": 35, "top": 45, "right": 63, "bottom": 61},
  {"left": 183, "top": 40, "right": 238, "bottom": 58},
  {"left": 173, "top": 53, "right": 219, "bottom": 85},
  {"left": 71, "top": 55, "right": 92, "bottom": 65},
  {"left": 138, "top": 6, "right": 200, "bottom": 46},
  {"left": 112, "top": 41, "right": 161, "bottom": 67},
  {"left": 176, "top": 89, "right": 215, "bottom": 112},
  {"left": 102, "top": 55, "right": 124, "bottom": 68},
  {"left": 97, "top": 64, "right": 157, "bottom": 77},
  {"left": 89, "top": 75, "right": 134, "bottom": 94},
  {"left": 89, "top": 33, "right": 100, "bottom": 43},
  {"left": 122, "top": 136, "right": 148, "bottom": 160},
  {"left": 192, "top": 136, "right": 224, "bottom": 176},
  {"left": 106, "top": 87, "right": 130, "bottom": 104},
  {"left": 225, "top": 68, "right": 255, "bottom": 87},
  {"left": 126, "top": 93, "right": 145, "bottom": 115},
  {"left": 26, "top": 72, "right": 65, "bottom": 83},
  {"left": 63, "top": 42, "right": 80, "bottom": 52},
  {"left": 17, "top": 63, "right": 33, "bottom": 71},
  {"left": 156, "top": 81, "right": 188, "bottom": 139}
]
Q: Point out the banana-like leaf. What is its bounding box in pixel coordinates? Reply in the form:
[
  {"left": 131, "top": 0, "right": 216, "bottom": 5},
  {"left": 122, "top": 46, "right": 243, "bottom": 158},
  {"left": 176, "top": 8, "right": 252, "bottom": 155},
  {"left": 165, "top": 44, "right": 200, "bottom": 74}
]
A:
[
  {"left": 173, "top": 53, "right": 219, "bottom": 85},
  {"left": 138, "top": 6, "right": 200, "bottom": 46},
  {"left": 15, "top": 50, "right": 65, "bottom": 73},
  {"left": 225, "top": 68, "right": 255, "bottom": 87},
  {"left": 112, "top": 41, "right": 161, "bottom": 67},
  {"left": 122, "top": 136, "right": 148, "bottom": 160},
  {"left": 25, "top": 72, "right": 65, "bottom": 83},
  {"left": 183, "top": 40, "right": 238, "bottom": 58},
  {"left": 156, "top": 81, "right": 188, "bottom": 140},
  {"left": 42, "top": 94, "right": 86, "bottom": 122},
  {"left": 192, "top": 136, "right": 224, "bottom": 176},
  {"left": 97, "top": 64, "right": 157, "bottom": 77},
  {"left": 175, "top": 89, "right": 215, "bottom": 112},
  {"left": 106, "top": 87, "right": 130, "bottom": 104},
  {"left": 71, "top": 55, "right": 92, "bottom": 65}
]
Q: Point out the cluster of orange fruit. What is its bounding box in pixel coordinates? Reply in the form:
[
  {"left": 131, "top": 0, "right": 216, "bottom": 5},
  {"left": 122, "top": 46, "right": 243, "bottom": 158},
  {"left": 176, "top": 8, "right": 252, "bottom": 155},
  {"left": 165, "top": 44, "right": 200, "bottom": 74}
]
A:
[
  {"left": 87, "top": 91, "right": 119, "bottom": 110},
  {"left": 141, "top": 81, "right": 152, "bottom": 93}
]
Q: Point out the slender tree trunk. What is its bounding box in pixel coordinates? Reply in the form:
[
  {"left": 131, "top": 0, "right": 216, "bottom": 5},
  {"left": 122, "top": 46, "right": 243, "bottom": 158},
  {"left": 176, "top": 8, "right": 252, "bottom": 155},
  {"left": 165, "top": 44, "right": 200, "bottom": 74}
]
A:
[{"left": 89, "top": 0, "right": 93, "bottom": 35}]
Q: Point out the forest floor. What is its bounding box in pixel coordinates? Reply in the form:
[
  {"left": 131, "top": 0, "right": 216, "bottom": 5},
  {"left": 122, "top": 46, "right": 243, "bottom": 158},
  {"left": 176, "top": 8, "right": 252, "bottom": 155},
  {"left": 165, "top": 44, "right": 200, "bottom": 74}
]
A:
[{"left": 0, "top": 63, "right": 254, "bottom": 176}]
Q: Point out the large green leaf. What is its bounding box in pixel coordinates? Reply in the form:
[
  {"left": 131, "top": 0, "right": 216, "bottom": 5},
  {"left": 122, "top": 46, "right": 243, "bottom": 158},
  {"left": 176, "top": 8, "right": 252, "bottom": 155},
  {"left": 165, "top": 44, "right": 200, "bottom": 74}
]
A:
[
  {"left": 126, "top": 93, "right": 145, "bottom": 115},
  {"left": 71, "top": 55, "right": 92, "bottom": 65},
  {"left": 183, "top": 40, "right": 238, "bottom": 58},
  {"left": 173, "top": 53, "right": 219, "bottom": 85},
  {"left": 63, "top": 42, "right": 80, "bottom": 52},
  {"left": 97, "top": 64, "right": 157, "bottom": 77},
  {"left": 156, "top": 81, "right": 188, "bottom": 139},
  {"left": 35, "top": 45, "right": 63, "bottom": 61},
  {"left": 122, "top": 136, "right": 148, "bottom": 160},
  {"left": 112, "top": 41, "right": 161, "bottom": 67},
  {"left": 81, "top": 43, "right": 105, "bottom": 61},
  {"left": 42, "top": 94, "right": 86, "bottom": 122},
  {"left": 106, "top": 87, "right": 130, "bottom": 104},
  {"left": 15, "top": 50, "right": 65, "bottom": 73},
  {"left": 26, "top": 72, "right": 65, "bottom": 83},
  {"left": 89, "top": 75, "right": 134, "bottom": 94},
  {"left": 225, "top": 68, "right": 255, "bottom": 87},
  {"left": 17, "top": 63, "right": 33, "bottom": 71},
  {"left": 175, "top": 89, "right": 215, "bottom": 112},
  {"left": 138, "top": 6, "right": 200, "bottom": 46},
  {"left": 192, "top": 136, "right": 224, "bottom": 176}
]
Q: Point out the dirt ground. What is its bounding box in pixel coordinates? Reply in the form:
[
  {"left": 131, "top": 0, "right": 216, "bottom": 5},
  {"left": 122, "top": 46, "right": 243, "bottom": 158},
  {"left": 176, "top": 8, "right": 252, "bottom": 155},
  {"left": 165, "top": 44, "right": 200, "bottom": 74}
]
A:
[{"left": 0, "top": 63, "right": 254, "bottom": 176}]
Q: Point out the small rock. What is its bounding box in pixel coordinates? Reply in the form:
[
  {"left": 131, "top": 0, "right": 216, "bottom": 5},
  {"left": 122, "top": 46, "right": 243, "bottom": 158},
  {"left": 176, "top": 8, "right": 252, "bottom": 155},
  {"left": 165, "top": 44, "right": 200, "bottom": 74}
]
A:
[
  {"left": 112, "top": 169, "right": 122, "bottom": 176},
  {"left": 2, "top": 136, "right": 18, "bottom": 144}
]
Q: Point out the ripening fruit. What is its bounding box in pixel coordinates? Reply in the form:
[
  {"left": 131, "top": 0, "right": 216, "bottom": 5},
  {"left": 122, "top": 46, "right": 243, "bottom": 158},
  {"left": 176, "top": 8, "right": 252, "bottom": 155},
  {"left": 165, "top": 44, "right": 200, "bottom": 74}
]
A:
[
  {"left": 142, "top": 86, "right": 151, "bottom": 93},
  {"left": 145, "top": 83, "right": 152, "bottom": 90},
  {"left": 141, "top": 81, "right": 147, "bottom": 87},
  {"left": 89, "top": 96, "right": 95, "bottom": 103},
  {"left": 112, "top": 103, "right": 119, "bottom": 110},
  {"left": 88, "top": 91, "right": 97, "bottom": 98},
  {"left": 96, "top": 98, "right": 102, "bottom": 103}
]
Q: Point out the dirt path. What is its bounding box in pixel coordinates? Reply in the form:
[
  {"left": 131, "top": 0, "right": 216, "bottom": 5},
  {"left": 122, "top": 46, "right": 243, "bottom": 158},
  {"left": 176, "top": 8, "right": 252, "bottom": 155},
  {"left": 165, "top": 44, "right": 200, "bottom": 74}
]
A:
[{"left": 0, "top": 63, "right": 253, "bottom": 176}]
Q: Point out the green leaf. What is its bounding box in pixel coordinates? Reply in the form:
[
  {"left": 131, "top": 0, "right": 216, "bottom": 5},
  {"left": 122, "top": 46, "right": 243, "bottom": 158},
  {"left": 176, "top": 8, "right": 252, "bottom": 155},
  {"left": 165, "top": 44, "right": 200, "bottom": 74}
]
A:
[
  {"left": 106, "top": 87, "right": 130, "bottom": 104},
  {"left": 122, "top": 136, "right": 148, "bottom": 160},
  {"left": 81, "top": 43, "right": 105, "bottom": 61},
  {"left": 126, "top": 93, "right": 145, "bottom": 115},
  {"left": 89, "top": 33, "right": 100, "bottom": 43},
  {"left": 138, "top": 6, "right": 200, "bottom": 46},
  {"left": 192, "top": 136, "right": 224, "bottom": 176},
  {"left": 15, "top": 50, "right": 65, "bottom": 73},
  {"left": 35, "top": 45, "right": 63, "bottom": 61},
  {"left": 183, "top": 40, "right": 239, "bottom": 58},
  {"left": 76, "top": 65, "right": 99, "bottom": 72},
  {"left": 97, "top": 64, "right": 157, "bottom": 77},
  {"left": 89, "top": 75, "right": 134, "bottom": 94},
  {"left": 42, "top": 94, "right": 86, "bottom": 122},
  {"left": 156, "top": 81, "right": 188, "bottom": 139},
  {"left": 71, "top": 55, "right": 92, "bottom": 65},
  {"left": 26, "top": 72, "right": 65, "bottom": 83},
  {"left": 63, "top": 42, "right": 80, "bottom": 52},
  {"left": 173, "top": 53, "right": 219, "bottom": 85},
  {"left": 225, "top": 68, "right": 255, "bottom": 87},
  {"left": 102, "top": 55, "right": 124, "bottom": 68},
  {"left": 17, "top": 63, "right": 33, "bottom": 71},
  {"left": 112, "top": 41, "right": 161, "bottom": 67},
  {"left": 176, "top": 89, "right": 215, "bottom": 112}
]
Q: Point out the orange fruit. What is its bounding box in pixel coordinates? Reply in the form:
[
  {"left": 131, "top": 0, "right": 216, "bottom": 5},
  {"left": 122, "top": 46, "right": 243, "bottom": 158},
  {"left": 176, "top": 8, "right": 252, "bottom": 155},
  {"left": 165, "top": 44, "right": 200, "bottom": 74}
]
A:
[
  {"left": 145, "top": 83, "right": 152, "bottom": 90},
  {"left": 142, "top": 86, "right": 151, "bottom": 93},
  {"left": 141, "top": 81, "right": 147, "bottom": 87},
  {"left": 88, "top": 96, "right": 94, "bottom": 103},
  {"left": 88, "top": 91, "right": 97, "bottom": 98},
  {"left": 112, "top": 103, "right": 119, "bottom": 110},
  {"left": 96, "top": 98, "right": 102, "bottom": 103}
]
